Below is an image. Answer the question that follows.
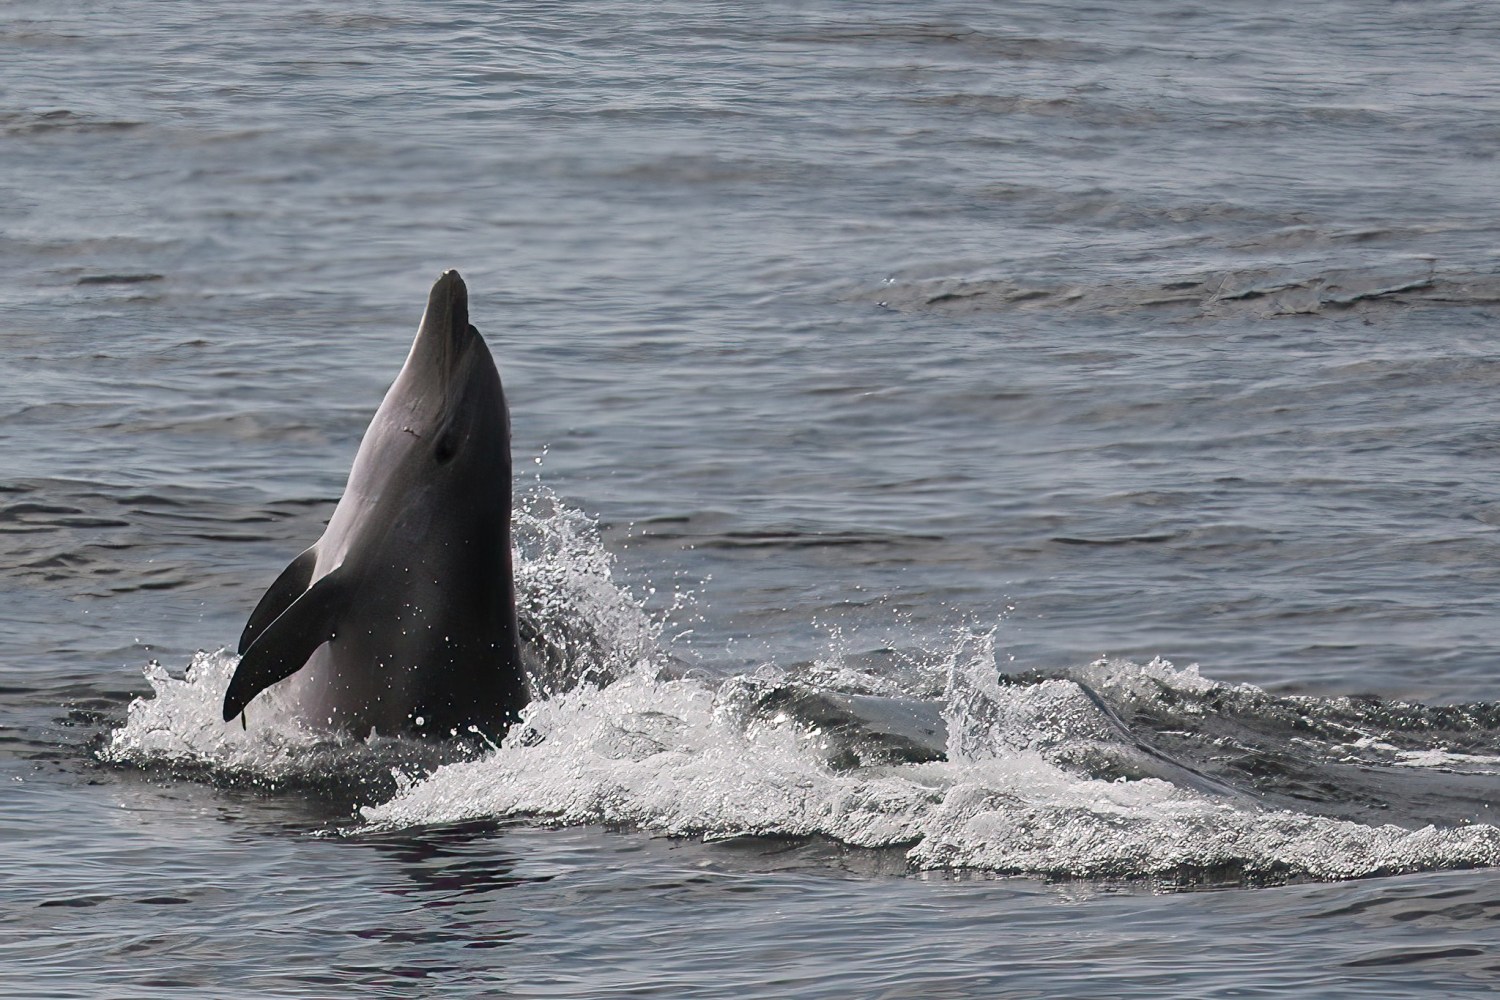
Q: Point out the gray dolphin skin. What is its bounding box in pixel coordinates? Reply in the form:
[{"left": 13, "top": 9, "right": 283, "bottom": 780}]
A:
[{"left": 222, "top": 270, "right": 529, "bottom": 737}]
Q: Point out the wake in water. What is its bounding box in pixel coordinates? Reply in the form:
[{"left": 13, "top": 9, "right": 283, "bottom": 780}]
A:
[{"left": 101, "top": 488, "right": 1500, "bottom": 884}]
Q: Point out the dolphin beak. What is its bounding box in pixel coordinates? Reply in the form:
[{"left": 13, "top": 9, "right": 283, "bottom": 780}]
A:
[
  {"left": 415, "top": 270, "right": 472, "bottom": 379},
  {"left": 428, "top": 269, "right": 468, "bottom": 324}
]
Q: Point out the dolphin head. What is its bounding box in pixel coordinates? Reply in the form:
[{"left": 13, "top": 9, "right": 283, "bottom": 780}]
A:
[
  {"left": 307, "top": 269, "right": 512, "bottom": 578},
  {"left": 374, "top": 270, "right": 510, "bottom": 480}
]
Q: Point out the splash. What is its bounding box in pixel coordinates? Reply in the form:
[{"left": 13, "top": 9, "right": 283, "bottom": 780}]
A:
[
  {"left": 511, "top": 485, "right": 662, "bottom": 696},
  {"left": 99, "top": 485, "right": 662, "bottom": 785},
  {"left": 103, "top": 490, "right": 1500, "bottom": 882},
  {"left": 359, "top": 637, "right": 1500, "bottom": 881},
  {"left": 96, "top": 648, "right": 393, "bottom": 785}
]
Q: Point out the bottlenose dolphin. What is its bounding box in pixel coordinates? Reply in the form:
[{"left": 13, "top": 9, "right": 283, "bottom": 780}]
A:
[{"left": 222, "top": 270, "right": 529, "bottom": 737}]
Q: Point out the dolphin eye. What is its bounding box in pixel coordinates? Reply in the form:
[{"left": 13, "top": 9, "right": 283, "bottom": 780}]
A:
[{"left": 434, "top": 431, "right": 458, "bottom": 464}]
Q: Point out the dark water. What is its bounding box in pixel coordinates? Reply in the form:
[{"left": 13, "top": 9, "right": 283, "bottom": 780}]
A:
[{"left": 6, "top": 0, "right": 1500, "bottom": 995}]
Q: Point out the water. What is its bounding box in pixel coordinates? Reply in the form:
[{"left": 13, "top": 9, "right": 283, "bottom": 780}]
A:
[{"left": 5, "top": 0, "right": 1500, "bottom": 994}]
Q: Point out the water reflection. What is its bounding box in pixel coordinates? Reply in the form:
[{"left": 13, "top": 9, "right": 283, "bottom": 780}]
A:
[{"left": 352, "top": 820, "right": 548, "bottom": 905}]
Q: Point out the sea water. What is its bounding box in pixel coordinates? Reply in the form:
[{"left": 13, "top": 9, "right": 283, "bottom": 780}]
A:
[{"left": 5, "top": 1, "right": 1500, "bottom": 995}]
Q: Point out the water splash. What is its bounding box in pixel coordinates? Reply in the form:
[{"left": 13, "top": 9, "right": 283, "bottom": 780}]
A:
[
  {"left": 99, "top": 486, "right": 669, "bottom": 785},
  {"left": 512, "top": 485, "right": 662, "bottom": 697},
  {"left": 102, "top": 491, "right": 1500, "bottom": 883},
  {"left": 96, "top": 649, "right": 420, "bottom": 786},
  {"left": 360, "top": 637, "right": 1500, "bottom": 882}
]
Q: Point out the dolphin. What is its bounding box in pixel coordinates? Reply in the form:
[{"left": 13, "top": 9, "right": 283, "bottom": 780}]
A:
[{"left": 222, "top": 269, "right": 529, "bottom": 738}]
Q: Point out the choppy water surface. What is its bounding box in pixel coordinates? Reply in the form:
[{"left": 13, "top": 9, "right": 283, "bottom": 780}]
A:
[{"left": 6, "top": 0, "right": 1500, "bottom": 995}]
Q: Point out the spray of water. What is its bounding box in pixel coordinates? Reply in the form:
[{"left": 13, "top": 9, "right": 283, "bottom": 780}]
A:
[{"left": 102, "top": 487, "right": 1500, "bottom": 882}]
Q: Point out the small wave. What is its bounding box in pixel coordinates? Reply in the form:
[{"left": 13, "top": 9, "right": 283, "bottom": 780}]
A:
[
  {"left": 0, "top": 109, "right": 145, "bottom": 136},
  {"left": 870, "top": 260, "right": 1495, "bottom": 321},
  {"left": 75, "top": 273, "right": 163, "bottom": 285}
]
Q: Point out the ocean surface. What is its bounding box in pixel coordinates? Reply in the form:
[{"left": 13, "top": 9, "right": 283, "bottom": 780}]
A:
[{"left": 5, "top": 0, "right": 1500, "bottom": 995}]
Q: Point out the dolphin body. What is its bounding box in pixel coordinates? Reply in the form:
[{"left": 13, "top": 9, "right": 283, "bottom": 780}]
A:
[{"left": 222, "top": 270, "right": 529, "bottom": 738}]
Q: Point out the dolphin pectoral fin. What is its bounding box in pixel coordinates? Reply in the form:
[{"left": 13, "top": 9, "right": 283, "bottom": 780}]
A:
[
  {"left": 222, "top": 568, "right": 349, "bottom": 722},
  {"left": 238, "top": 545, "right": 318, "bottom": 655}
]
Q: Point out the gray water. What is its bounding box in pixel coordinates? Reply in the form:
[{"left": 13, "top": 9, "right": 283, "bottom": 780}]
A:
[{"left": 6, "top": 0, "right": 1500, "bottom": 995}]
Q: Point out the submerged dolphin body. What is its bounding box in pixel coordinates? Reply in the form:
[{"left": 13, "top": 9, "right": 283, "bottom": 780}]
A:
[{"left": 223, "top": 270, "right": 529, "bottom": 737}]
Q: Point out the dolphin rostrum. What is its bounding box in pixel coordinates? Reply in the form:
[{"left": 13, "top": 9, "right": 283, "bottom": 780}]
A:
[{"left": 223, "top": 270, "right": 529, "bottom": 737}]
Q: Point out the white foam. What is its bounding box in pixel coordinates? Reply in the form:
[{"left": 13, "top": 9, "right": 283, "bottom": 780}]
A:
[
  {"left": 360, "top": 637, "right": 1500, "bottom": 879},
  {"left": 98, "top": 648, "right": 364, "bottom": 781},
  {"left": 1390, "top": 748, "right": 1500, "bottom": 773},
  {"left": 512, "top": 486, "right": 662, "bottom": 695}
]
